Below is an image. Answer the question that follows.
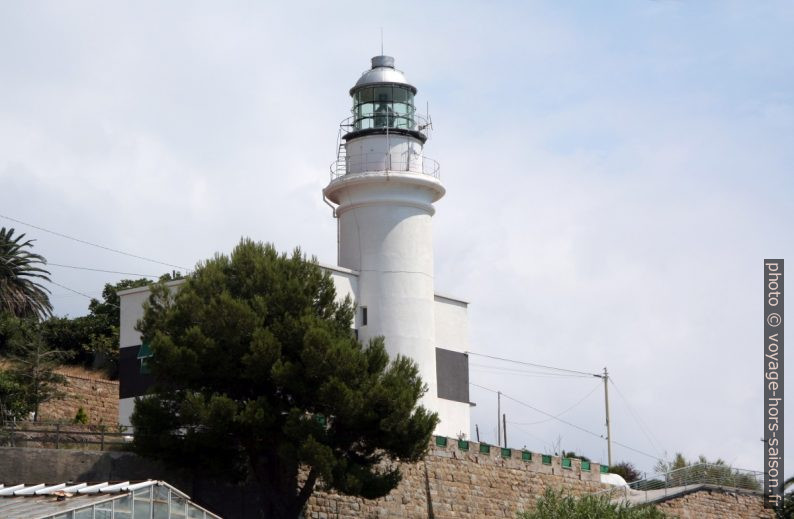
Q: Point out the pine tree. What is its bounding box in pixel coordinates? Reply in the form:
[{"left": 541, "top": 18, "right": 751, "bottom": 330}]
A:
[{"left": 131, "top": 239, "right": 438, "bottom": 518}]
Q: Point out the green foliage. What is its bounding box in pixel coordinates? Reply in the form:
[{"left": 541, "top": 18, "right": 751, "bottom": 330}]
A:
[
  {"left": 6, "top": 318, "right": 71, "bottom": 421},
  {"left": 518, "top": 488, "right": 668, "bottom": 519},
  {"left": 131, "top": 240, "right": 438, "bottom": 518},
  {"left": 38, "top": 278, "right": 151, "bottom": 374},
  {"left": 653, "top": 453, "right": 761, "bottom": 491},
  {"left": 74, "top": 406, "right": 89, "bottom": 424},
  {"left": 0, "top": 369, "right": 32, "bottom": 421},
  {"left": 610, "top": 461, "right": 641, "bottom": 483},
  {"left": 562, "top": 451, "right": 590, "bottom": 463},
  {"left": 0, "top": 228, "right": 52, "bottom": 320}
]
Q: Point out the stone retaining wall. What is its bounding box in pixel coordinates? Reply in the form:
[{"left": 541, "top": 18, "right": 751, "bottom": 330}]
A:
[
  {"left": 306, "top": 439, "right": 606, "bottom": 519},
  {"left": 38, "top": 372, "right": 119, "bottom": 425},
  {"left": 655, "top": 487, "right": 774, "bottom": 518}
]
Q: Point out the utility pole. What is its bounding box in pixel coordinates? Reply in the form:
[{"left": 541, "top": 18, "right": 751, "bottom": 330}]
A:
[
  {"left": 603, "top": 367, "right": 612, "bottom": 467},
  {"left": 475, "top": 424, "right": 480, "bottom": 442},
  {"left": 502, "top": 413, "right": 507, "bottom": 448},
  {"left": 497, "top": 391, "right": 501, "bottom": 446}
]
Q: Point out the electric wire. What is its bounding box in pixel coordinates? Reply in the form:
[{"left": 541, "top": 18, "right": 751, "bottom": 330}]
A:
[
  {"left": 47, "top": 280, "right": 114, "bottom": 306},
  {"left": 0, "top": 213, "right": 189, "bottom": 271},
  {"left": 470, "top": 382, "right": 662, "bottom": 461},
  {"left": 48, "top": 263, "right": 159, "bottom": 278},
  {"left": 508, "top": 381, "right": 602, "bottom": 426},
  {"left": 609, "top": 378, "right": 665, "bottom": 459},
  {"left": 470, "top": 363, "right": 597, "bottom": 379},
  {"left": 466, "top": 351, "right": 599, "bottom": 378}
]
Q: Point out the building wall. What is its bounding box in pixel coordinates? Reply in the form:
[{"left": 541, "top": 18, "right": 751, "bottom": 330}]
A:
[
  {"left": 434, "top": 294, "right": 469, "bottom": 354},
  {"left": 38, "top": 372, "right": 119, "bottom": 426},
  {"left": 433, "top": 295, "right": 471, "bottom": 438},
  {"left": 117, "top": 270, "right": 472, "bottom": 435},
  {"left": 117, "top": 279, "right": 185, "bottom": 427}
]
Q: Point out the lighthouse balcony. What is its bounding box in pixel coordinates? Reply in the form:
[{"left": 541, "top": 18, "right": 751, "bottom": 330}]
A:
[{"left": 330, "top": 152, "right": 440, "bottom": 181}]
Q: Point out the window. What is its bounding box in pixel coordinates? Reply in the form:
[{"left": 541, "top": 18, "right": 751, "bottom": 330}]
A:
[
  {"left": 361, "top": 307, "right": 368, "bottom": 326},
  {"left": 114, "top": 494, "right": 133, "bottom": 519},
  {"left": 94, "top": 502, "right": 112, "bottom": 519},
  {"left": 351, "top": 86, "right": 415, "bottom": 131},
  {"left": 134, "top": 487, "right": 152, "bottom": 519},
  {"left": 137, "top": 342, "right": 153, "bottom": 375},
  {"left": 188, "top": 504, "right": 206, "bottom": 519}
]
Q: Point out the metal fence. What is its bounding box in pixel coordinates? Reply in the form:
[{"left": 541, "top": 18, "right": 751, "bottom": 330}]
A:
[
  {"left": 596, "top": 463, "right": 765, "bottom": 506},
  {"left": 0, "top": 421, "right": 133, "bottom": 451},
  {"left": 329, "top": 152, "right": 441, "bottom": 180}
]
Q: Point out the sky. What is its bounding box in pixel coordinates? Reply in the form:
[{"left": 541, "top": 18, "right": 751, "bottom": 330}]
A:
[{"left": 1, "top": 1, "right": 792, "bottom": 476}]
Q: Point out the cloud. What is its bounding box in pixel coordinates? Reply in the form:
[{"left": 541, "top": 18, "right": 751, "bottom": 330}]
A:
[{"left": 0, "top": 1, "right": 791, "bottom": 475}]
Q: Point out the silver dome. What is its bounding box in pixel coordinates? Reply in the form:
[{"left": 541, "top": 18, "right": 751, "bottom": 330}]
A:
[{"left": 350, "top": 56, "right": 417, "bottom": 95}]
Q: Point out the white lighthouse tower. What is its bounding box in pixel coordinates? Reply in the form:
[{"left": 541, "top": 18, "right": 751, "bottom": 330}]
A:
[{"left": 324, "top": 56, "right": 469, "bottom": 436}]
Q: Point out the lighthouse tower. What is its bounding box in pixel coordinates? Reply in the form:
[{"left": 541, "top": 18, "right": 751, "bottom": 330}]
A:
[{"left": 324, "top": 56, "right": 468, "bottom": 436}]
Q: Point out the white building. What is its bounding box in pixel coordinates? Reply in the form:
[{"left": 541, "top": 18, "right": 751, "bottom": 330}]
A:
[{"left": 118, "top": 55, "right": 472, "bottom": 439}]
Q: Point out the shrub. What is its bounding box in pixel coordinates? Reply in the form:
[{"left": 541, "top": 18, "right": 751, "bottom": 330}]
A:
[
  {"left": 73, "top": 406, "right": 89, "bottom": 424},
  {"left": 518, "top": 488, "right": 667, "bottom": 518}
]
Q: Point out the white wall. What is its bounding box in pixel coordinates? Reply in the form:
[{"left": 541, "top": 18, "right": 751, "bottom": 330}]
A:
[
  {"left": 434, "top": 294, "right": 470, "bottom": 354},
  {"left": 434, "top": 294, "right": 472, "bottom": 438}
]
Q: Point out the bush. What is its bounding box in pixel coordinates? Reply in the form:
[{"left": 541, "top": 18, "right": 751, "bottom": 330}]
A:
[
  {"left": 610, "top": 461, "right": 641, "bottom": 483},
  {"left": 74, "top": 406, "right": 89, "bottom": 424},
  {"left": 519, "top": 488, "right": 668, "bottom": 519}
]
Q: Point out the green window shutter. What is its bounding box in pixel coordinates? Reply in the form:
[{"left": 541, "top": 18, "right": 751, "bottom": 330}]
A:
[
  {"left": 542, "top": 454, "right": 552, "bottom": 465},
  {"left": 457, "top": 440, "right": 469, "bottom": 451},
  {"left": 435, "top": 436, "right": 448, "bottom": 447},
  {"left": 479, "top": 443, "right": 491, "bottom": 454},
  {"left": 562, "top": 458, "right": 572, "bottom": 469},
  {"left": 137, "top": 341, "right": 153, "bottom": 359},
  {"left": 581, "top": 461, "right": 591, "bottom": 471},
  {"left": 500, "top": 448, "right": 511, "bottom": 458},
  {"left": 599, "top": 464, "right": 609, "bottom": 474},
  {"left": 138, "top": 342, "right": 153, "bottom": 375},
  {"left": 521, "top": 451, "right": 532, "bottom": 461}
]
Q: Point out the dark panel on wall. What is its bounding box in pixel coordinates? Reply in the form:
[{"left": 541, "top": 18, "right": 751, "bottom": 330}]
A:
[
  {"left": 119, "top": 345, "right": 155, "bottom": 399},
  {"left": 436, "top": 348, "right": 469, "bottom": 403}
]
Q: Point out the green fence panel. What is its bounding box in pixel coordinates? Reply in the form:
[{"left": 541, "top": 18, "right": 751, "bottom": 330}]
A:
[
  {"left": 435, "top": 436, "right": 448, "bottom": 447},
  {"left": 581, "top": 461, "right": 591, "bottom": 471},
  {"left": 521, "top": 451, "right": 532, "bottom": 461},
  {"left": 479, "top": 443, "right": 491, "bottom": 454},
  {"left": 562, "top": 458, "right": 572, "bottom": 469},
  {"left": 501, "top": 448, "right": 511, "bottom": 458},
  {"left": 600, "top": 465, "right": 609, "bottom": 474},
  {"left": 457, "top": 440, "right": 469, "bottom": 451},
  {"left": 542, "top": 454, "right": 552, "bottom": 465}
]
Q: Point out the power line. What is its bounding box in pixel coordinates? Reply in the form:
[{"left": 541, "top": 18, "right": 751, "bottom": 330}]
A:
[
  {"left": 509, "top": 381, "right": 602, "bottom": 426},
  {"left": 466, "top": 351, "right": 600, "bottom": 378},
  {"left": 505, "top": 421, "right": 552, "bottom": 448},
  {"left": 48, "top": 263, "right": 159, "bottom": 278},
  {"left": 47, "top": 280, "right": 108, "bottom": 305},
  {"left": 469, "top": 382, "right": 661, "bottom": 461},
  {"left": 470, "top": 363, "right": 596, "bottom": 379},
  {"left": 0, "top": 213, "right": 189, "bottom": 271},
  {"left": 610, "top": 378, "right": 665, "bottom": 459}
]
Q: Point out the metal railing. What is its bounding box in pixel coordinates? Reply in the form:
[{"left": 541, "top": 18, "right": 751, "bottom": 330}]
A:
[
  {"left": 596, "top": 463, "right": 765, "bottom": 505},
  {"left": 339, "top": 113, "right": 433, "bottom": 135},
  {"left": 0, "top": 420, "right": 133, "bottom": 451},
  {"left": 329, "top": 152, "right": 440, "bottom": 180}
]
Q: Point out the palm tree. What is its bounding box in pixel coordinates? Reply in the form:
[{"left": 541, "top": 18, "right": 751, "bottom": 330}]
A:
[{"left": 0, "top": 228, "right": 52, "bottom": 319}]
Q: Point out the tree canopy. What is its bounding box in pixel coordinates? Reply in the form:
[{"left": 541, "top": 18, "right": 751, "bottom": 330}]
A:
[
  {"left": 0, "top": 227, "right": 52, "bottom": 320},
  {"left": 131, "top": 239, "right": 438, "bottom": 518}
]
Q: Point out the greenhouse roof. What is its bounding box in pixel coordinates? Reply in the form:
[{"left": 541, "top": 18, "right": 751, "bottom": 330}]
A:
[{"left": 0, "top": 480, "right": 221, "bottom": 519}]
